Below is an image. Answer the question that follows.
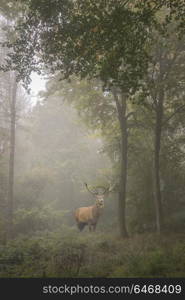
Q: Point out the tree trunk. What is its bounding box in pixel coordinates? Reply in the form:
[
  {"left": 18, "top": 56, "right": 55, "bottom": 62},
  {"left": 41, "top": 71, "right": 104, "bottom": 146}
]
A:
[
  {"left": 113, "top": 90, "right": 129, "bottom": 238},
  {"left": 154, "top": 89, "right": 164, "bottom": 234},
  {"left": 6, "top": 75, "right": 17, "bottom": 239},
  {"left": 119, "top": 121, "right": 129, "bottom": 238}
]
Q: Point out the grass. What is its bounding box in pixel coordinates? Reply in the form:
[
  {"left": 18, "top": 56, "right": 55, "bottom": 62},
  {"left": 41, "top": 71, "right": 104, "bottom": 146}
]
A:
[{"left": 0, "top": 228, "right": 185, "bottom": 278}]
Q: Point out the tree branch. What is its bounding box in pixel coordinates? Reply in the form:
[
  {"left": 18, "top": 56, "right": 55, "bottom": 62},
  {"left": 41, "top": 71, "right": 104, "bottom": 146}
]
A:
[
  {"left": 111, "top": 87, "right": 123, "bottom": 123},
  {"left": 163, "top": 103, "right": 185, "bottom": 126},
  {"left": 126, "top": 111, "right": 135, "bottom": 120}
]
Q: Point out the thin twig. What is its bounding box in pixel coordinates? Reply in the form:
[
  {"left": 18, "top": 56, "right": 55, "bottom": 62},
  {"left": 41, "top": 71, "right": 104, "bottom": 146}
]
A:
[{"left": 163, "top": 103, "right": 185, "bottom": 126}]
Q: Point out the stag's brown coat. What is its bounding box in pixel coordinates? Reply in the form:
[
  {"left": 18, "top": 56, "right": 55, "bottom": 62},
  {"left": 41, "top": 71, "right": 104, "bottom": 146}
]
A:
[{"left": 74, "top": 201, "right": 103, "bottom": 232}]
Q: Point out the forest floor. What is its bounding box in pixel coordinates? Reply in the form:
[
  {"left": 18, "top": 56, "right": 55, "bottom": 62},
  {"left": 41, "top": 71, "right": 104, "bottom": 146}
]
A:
[{"left": 0, "top": 228, "right": 185, "bottom": 277}]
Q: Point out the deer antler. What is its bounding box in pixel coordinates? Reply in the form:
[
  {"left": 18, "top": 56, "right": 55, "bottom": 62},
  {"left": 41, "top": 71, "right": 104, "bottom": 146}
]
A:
[
  {"left": 99, "top": 182, "right": 117, "bottom": 194},
  {"left": 84, "top": 182, "right": 116, "bottom": 195},
  {"left": 84, "top": 183, "right": 98, "bottom": 195}
]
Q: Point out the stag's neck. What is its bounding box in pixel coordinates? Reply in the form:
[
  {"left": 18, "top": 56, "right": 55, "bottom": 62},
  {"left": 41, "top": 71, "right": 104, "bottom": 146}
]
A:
[{"left": 92, "top": 204, "right": 103, "bottom": 219}]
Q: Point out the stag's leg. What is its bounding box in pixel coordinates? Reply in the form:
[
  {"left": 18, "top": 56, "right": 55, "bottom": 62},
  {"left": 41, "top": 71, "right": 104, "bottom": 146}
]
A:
[
  {"left": 92, "top": 224, "right": 96, "bottom": 231},
  {"left": 88, "top": 223, "right": 93, "bottom": 232},
  {"left": 77, "top": 222, "right": 86, "bottom": 231},
  {"left": 88, "top": 222, "right": 96, "bottom": 232}
]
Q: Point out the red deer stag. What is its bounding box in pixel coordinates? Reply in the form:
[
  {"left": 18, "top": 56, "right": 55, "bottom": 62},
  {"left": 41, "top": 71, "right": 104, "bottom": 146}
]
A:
[{"left": 74, "top": 183, "right": 111, "bottom": 232}]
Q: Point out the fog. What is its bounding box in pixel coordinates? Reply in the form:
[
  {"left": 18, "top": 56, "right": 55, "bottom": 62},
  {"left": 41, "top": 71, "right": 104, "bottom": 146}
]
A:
[{"left": 14, "top": 93, "right": 114, "bottom": 228}]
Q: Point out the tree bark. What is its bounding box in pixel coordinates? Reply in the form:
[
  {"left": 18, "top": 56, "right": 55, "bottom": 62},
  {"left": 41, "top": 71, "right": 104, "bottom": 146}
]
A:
[
  {"left": 6, "top": 75, "right": 17, "bottom": 239},
  {"left": 154, "top": 88, "right": 164, "bottom": 234},
  {"left": 113, "top": 90, "right": 129, "bottom": 238}
]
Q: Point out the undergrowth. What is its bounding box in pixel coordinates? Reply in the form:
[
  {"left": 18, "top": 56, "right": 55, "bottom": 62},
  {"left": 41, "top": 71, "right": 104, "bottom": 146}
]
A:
[{"left": 0, "top": 228, "right": 185, "bottom": 278}]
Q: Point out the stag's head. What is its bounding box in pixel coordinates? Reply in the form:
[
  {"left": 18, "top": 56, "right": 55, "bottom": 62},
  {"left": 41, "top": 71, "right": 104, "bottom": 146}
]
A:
[{"left": 84, "top": 182, "right": 114, "bottom": 208}]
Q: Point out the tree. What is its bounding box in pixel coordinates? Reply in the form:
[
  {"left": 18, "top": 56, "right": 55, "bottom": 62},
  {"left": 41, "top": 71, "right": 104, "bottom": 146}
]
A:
[
  {"left": 0, "top": 18, "right": 17, "bottom": 240},
  {"left": 6, "top": 73, "right": 18, "bottom": 239},
  {"left": 0, "top": 11, "right": 27, "bottom": 239},
  {"left": 142, "top": 25, "right": 185, "bottom": 233}
]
